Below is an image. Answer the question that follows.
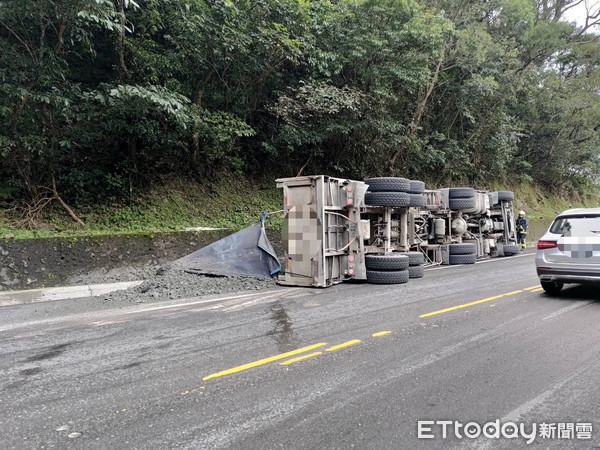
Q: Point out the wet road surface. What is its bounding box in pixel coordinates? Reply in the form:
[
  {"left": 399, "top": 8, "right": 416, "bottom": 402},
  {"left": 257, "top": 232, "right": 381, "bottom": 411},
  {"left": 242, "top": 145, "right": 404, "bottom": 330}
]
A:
[{"left": 1, "top": 251, "right": 600, "bottom": 449}]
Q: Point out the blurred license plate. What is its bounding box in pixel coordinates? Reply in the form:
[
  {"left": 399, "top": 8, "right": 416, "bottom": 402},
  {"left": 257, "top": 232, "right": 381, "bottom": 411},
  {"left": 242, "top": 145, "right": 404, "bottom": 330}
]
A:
[{"left": 557, "top": 236, "right": 600, "bottom": 258}]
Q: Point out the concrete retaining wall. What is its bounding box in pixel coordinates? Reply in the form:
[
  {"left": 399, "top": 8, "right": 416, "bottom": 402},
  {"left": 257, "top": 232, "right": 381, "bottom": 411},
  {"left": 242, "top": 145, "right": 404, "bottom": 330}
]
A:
[{"left": 0, "top": 229, "right": 283, "bottom": 291}]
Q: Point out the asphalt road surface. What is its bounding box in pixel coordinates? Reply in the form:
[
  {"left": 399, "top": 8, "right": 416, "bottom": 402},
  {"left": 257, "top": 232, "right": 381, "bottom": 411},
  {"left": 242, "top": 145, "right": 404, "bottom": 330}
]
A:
[{"left": 2, "top": 250, "right": 600, "bottom": 449}]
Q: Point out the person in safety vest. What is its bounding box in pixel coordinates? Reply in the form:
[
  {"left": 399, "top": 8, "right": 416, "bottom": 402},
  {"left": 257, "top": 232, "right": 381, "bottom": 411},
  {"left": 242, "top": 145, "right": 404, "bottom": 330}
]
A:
[{"left": 516, "top": 210, "right": 528, "bottom": 250}]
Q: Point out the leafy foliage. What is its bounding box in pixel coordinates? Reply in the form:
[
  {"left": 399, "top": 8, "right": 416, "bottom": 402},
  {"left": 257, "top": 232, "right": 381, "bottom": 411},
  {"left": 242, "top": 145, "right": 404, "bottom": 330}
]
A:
[{"left": 0, "top": 0, "right": 599, "bottom": 222}]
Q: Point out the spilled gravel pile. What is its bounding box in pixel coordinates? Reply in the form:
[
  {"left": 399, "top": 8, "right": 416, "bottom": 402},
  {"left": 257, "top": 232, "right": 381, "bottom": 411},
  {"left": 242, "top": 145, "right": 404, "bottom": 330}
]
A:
[
  {"left": 67, "top": 264, "right": 162, "bottom": 287},
  {"left": 102, "top": 267, "right": 276, "bottom": 305}
]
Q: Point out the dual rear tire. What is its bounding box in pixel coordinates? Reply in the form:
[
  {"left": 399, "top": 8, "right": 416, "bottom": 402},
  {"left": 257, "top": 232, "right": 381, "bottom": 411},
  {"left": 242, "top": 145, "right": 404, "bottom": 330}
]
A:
[
  {"left": 448, "top": 187, "right": 476, "bottom": 211},
  {"left": 365, "top": 253, "right": 409, "bottom": 285},
  {"left": 448, "top": 242, "right": 476, "bottom": 265},
  {"left": 364, "top": 177, "right": 426, "bottom": 208},
  {"left": 366, "top": 269, "right": 409, "bottom": 284},
  {"left": 365, "top": 252, "right": 425, "bottom": 284}
]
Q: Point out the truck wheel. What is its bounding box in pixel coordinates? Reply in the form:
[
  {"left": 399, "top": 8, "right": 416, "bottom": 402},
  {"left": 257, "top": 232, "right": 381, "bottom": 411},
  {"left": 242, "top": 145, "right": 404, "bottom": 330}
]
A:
[
  {"left": 541, "top": 281, "right": 563, "bottom": 296},
  {"left": 365, "top": 191, "right": 410, "bottom": 207},
  {"left": 408, "top": 193, "right": 426, "bottom": 207},
  {"left": 367, "top": 269, "right": 409, "bottom": 284},
  {"left": 448, "top": 243, "right": 476, "bottom": 255},
  {"left": 449, "top": 253, "right": 476, "bottom": 265},
  {"left": 408, "top": 180, "right": 425, "bottom": 193},
  {"left": 408, "top": 265, "right": 424, "bottom": 278},
  {"left": 365, "top": 254, "right": 409, "bottom": 271},
  {"left": 463, "top": 239, "right": 480, "bottom": 255},
  {"left": 448, "top": 187, "right": 475, "bottom": 199},
  {"left": 503, "top": 244, "right": 520, "bottom": 255},
  {"left": 496, "top": 190, "right": 514, "bottom": 201},
  {"left": 449, "top": 197, "right": 476, "bottom": 210},
  {"left": 405, "top": 251, "right": 425, "bottom": 266},
  {"left": 365, "top": 177, "right": 410, "bottom": 192}
]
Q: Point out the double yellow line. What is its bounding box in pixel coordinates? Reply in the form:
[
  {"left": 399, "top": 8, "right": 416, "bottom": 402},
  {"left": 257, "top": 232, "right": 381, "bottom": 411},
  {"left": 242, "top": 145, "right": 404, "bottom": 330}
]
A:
[
  {"left": 202, "top": 283, "right": 543, "bottom": 382},
  {"left": 203, "top": 343, "right": 327, "bottom": 381},
  {"left": 419, "top": 285, "right": 540, "bottom": 318},
  {"left": 203, "top": 333, "right": 390, "bottom": 381},
  {"left": 279, "top": 339, "right": 363, "bottom": 366}
]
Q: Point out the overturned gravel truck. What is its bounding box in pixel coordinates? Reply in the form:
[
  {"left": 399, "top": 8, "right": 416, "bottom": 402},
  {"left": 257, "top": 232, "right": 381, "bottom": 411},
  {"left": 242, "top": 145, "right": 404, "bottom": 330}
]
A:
[{"left": 277, "top": 175, "right": 519, "bottom": 287}]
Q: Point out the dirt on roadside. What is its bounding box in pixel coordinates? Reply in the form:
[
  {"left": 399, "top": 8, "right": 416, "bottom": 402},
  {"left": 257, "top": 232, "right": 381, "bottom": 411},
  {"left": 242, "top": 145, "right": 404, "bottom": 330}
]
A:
[{"left": 101, "top": 267, "right": 276, "bottom": 305}]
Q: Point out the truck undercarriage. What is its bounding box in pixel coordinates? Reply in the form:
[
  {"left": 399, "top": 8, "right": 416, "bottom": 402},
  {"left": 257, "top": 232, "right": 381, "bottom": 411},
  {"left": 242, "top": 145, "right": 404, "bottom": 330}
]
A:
[{"left": 277, "top": 175, "right": 518, "bottom": 287}]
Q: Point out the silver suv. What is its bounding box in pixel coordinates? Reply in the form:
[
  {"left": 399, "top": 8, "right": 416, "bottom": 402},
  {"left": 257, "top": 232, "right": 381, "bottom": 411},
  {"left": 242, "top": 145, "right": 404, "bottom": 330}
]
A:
[{"left": 536, "top": 208, "right": 600, "bottom": 295}]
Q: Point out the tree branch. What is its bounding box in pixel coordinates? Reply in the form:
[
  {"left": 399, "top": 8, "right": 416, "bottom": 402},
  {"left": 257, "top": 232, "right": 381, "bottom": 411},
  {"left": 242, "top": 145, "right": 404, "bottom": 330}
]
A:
[
  {"left": 0, "top": 19, "right": 36, "bottom": 62},
  {"left": 52, "top": 176, "right": 85, "bottom": 225}
]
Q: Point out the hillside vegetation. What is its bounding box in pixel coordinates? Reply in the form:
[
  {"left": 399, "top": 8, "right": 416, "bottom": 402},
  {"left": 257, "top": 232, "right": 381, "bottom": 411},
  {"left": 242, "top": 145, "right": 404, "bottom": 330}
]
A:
[
  {"left": 1, "top": 178, "right": 598, "bottom": 240},
  {"left": 0, "top": 0, "right": 599, "bottom": 231}
]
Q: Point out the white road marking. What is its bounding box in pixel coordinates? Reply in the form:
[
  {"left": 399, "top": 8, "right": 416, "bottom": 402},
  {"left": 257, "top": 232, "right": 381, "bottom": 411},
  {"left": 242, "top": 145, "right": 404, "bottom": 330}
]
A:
[
  {"left": 469, "top": 358, "right": 600, "bottom": 450},
  {"left": 93, "top": 321, "right": 116, "bottom": 327},
  {"left": 0, "top": 281, "right": 144, "bottom": 306},
  {"left": 221, "top": 293, "right": 284, "bottom": 312},
  {"left": 542, "top": 301, "right": 593, "bottom": 321},
  {"left": 191, "top": 306, "right": 225, "bottom": 312},
  {"left": 0, "top": 289, "right": 301, "bottom": 333},
  {"left": 426, "top": 253, "right": 535, "bottom": 271},
  {"left": 121, "top": 289, "right": 290, "bottom": 314}
]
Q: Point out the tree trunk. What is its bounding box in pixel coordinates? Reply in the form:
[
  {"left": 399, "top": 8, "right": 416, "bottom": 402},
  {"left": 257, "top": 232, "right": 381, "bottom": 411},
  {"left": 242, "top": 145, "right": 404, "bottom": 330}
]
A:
[
  {"left": 296, "top": 153, "right": 313, "bottom": 177},
  {"left": 388, "top": 45, "right": 446, "bottom": 172},
  {"left": 116, "top": 0, "right": 131, "bottom": 80},
  {"left": 191, "top": 89, "right": 203, "bottom": 167},
  {"left": 128, "top": 135, "right": 137, "bottom": 202}
]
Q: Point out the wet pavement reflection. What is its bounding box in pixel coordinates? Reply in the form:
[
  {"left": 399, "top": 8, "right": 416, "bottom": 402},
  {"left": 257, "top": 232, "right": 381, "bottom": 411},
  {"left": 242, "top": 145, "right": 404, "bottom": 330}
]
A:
[{"left": 267, "top": 302, "right": 298, "bottom": 352}]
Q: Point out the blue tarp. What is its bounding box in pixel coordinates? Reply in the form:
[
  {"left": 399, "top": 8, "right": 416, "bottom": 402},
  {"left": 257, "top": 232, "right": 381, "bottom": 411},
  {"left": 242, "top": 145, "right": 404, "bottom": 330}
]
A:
[{"left": 171, "top": 217, "right": 281, "bottom": 279}]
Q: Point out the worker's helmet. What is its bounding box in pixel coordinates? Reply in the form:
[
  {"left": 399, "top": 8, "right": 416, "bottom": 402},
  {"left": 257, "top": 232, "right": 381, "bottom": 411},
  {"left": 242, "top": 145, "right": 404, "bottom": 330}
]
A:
[{"left": 519, "top": 210, "right": 525, "bottom": 216}]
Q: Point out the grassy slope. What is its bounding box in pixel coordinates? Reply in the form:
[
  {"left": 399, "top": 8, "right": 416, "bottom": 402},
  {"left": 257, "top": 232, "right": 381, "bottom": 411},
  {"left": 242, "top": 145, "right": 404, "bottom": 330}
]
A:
[
  {"left": 491, "top": 182, "right": 600, "bottom": 220},
  {"left": 0, "top": 178, "right": 598, "bottom": 240},
  {"left": 0, "top": 178, "right": 283, "bottom": 239}
]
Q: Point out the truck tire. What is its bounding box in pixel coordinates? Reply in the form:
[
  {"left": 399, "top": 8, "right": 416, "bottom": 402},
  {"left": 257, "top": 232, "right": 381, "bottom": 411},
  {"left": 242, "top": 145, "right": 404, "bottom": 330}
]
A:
[
  {"left": 541, "top": 281, "right": 563, "bottom": 296},
  {"left": 365, "top": 191, "right": 410, "bottom": 207},
  {"left": 367, "top": 269, "right": 409, "bottom": 284},
  {"left": 365, "top": 177, "right": 410, "bottom": 192},
  {"left": 408, "top": 264, "right": 424, "bottom": 278},
  {"left": 365, "top": 254, "right": 409, "bottom": 271},
  {"left": 408, "top": 180, "right": 425, "bottom": 193},
  {"left": 503, "top": 244, "right": 520, "bottom": 256},
  {"left": 448, "top": 187, "right": 475, "bottom": 199},
  {"left": 408, "top": 193, "right": 426, "bottom": 207},
  {"left": 405, "top": 251, "right": 425, "bottom": 266},
  {"left": 449, "top": 253, "right": 476, "bottom": 265},
  {"left": 463, "top": 239, "right": 480, "bottom": 254},
  {"left": 448, "top": 243, "right": 476, "bottom": 255},
  {"left": 449, "top": 197, "right": 476, "bottom": 210},
  {"left": 496, "top": 190, "right": 514, "bottom": 201}
]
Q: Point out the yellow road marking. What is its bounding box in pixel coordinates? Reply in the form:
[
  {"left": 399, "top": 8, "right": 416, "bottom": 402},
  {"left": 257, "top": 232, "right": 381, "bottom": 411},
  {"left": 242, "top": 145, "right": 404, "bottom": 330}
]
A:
[
  {"left": 202, "top": 342, "right": 327, "bottom": 380},
  {"left": 325, "top": 339, "right": 361, "bottom": 352},
  {"left": 523, "top": 286, "right": 538, "bottom": 291},
  {"left": 419, "top": 286, "right": 539, "bottom": 318},
  {"left": 531, "top": 287, "right": 544, "bottom": 292},
  {"left": 372, "top": 331, "right": 392, "bottom": 337},
  {"left": 280, "top": 352, "right": 322, "bottom": 365}
]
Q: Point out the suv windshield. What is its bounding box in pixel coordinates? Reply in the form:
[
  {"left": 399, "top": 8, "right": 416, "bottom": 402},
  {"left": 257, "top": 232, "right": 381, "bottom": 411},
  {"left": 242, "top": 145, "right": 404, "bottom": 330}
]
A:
[{"left": 550, "top": 215, "right": 600, "bottom": 236}]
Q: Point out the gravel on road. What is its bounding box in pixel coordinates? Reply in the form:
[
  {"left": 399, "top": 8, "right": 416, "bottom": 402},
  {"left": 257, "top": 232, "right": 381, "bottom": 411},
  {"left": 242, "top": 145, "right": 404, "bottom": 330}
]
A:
[{"left": 101, "top": 267, "right": 276, "bottom": 305}]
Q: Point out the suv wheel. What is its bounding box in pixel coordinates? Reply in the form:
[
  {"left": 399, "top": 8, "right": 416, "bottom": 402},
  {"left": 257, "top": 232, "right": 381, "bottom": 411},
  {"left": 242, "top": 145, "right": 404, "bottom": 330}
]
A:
[{"left": 541, "top": 281, "right": 563, "bottom": 296}]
